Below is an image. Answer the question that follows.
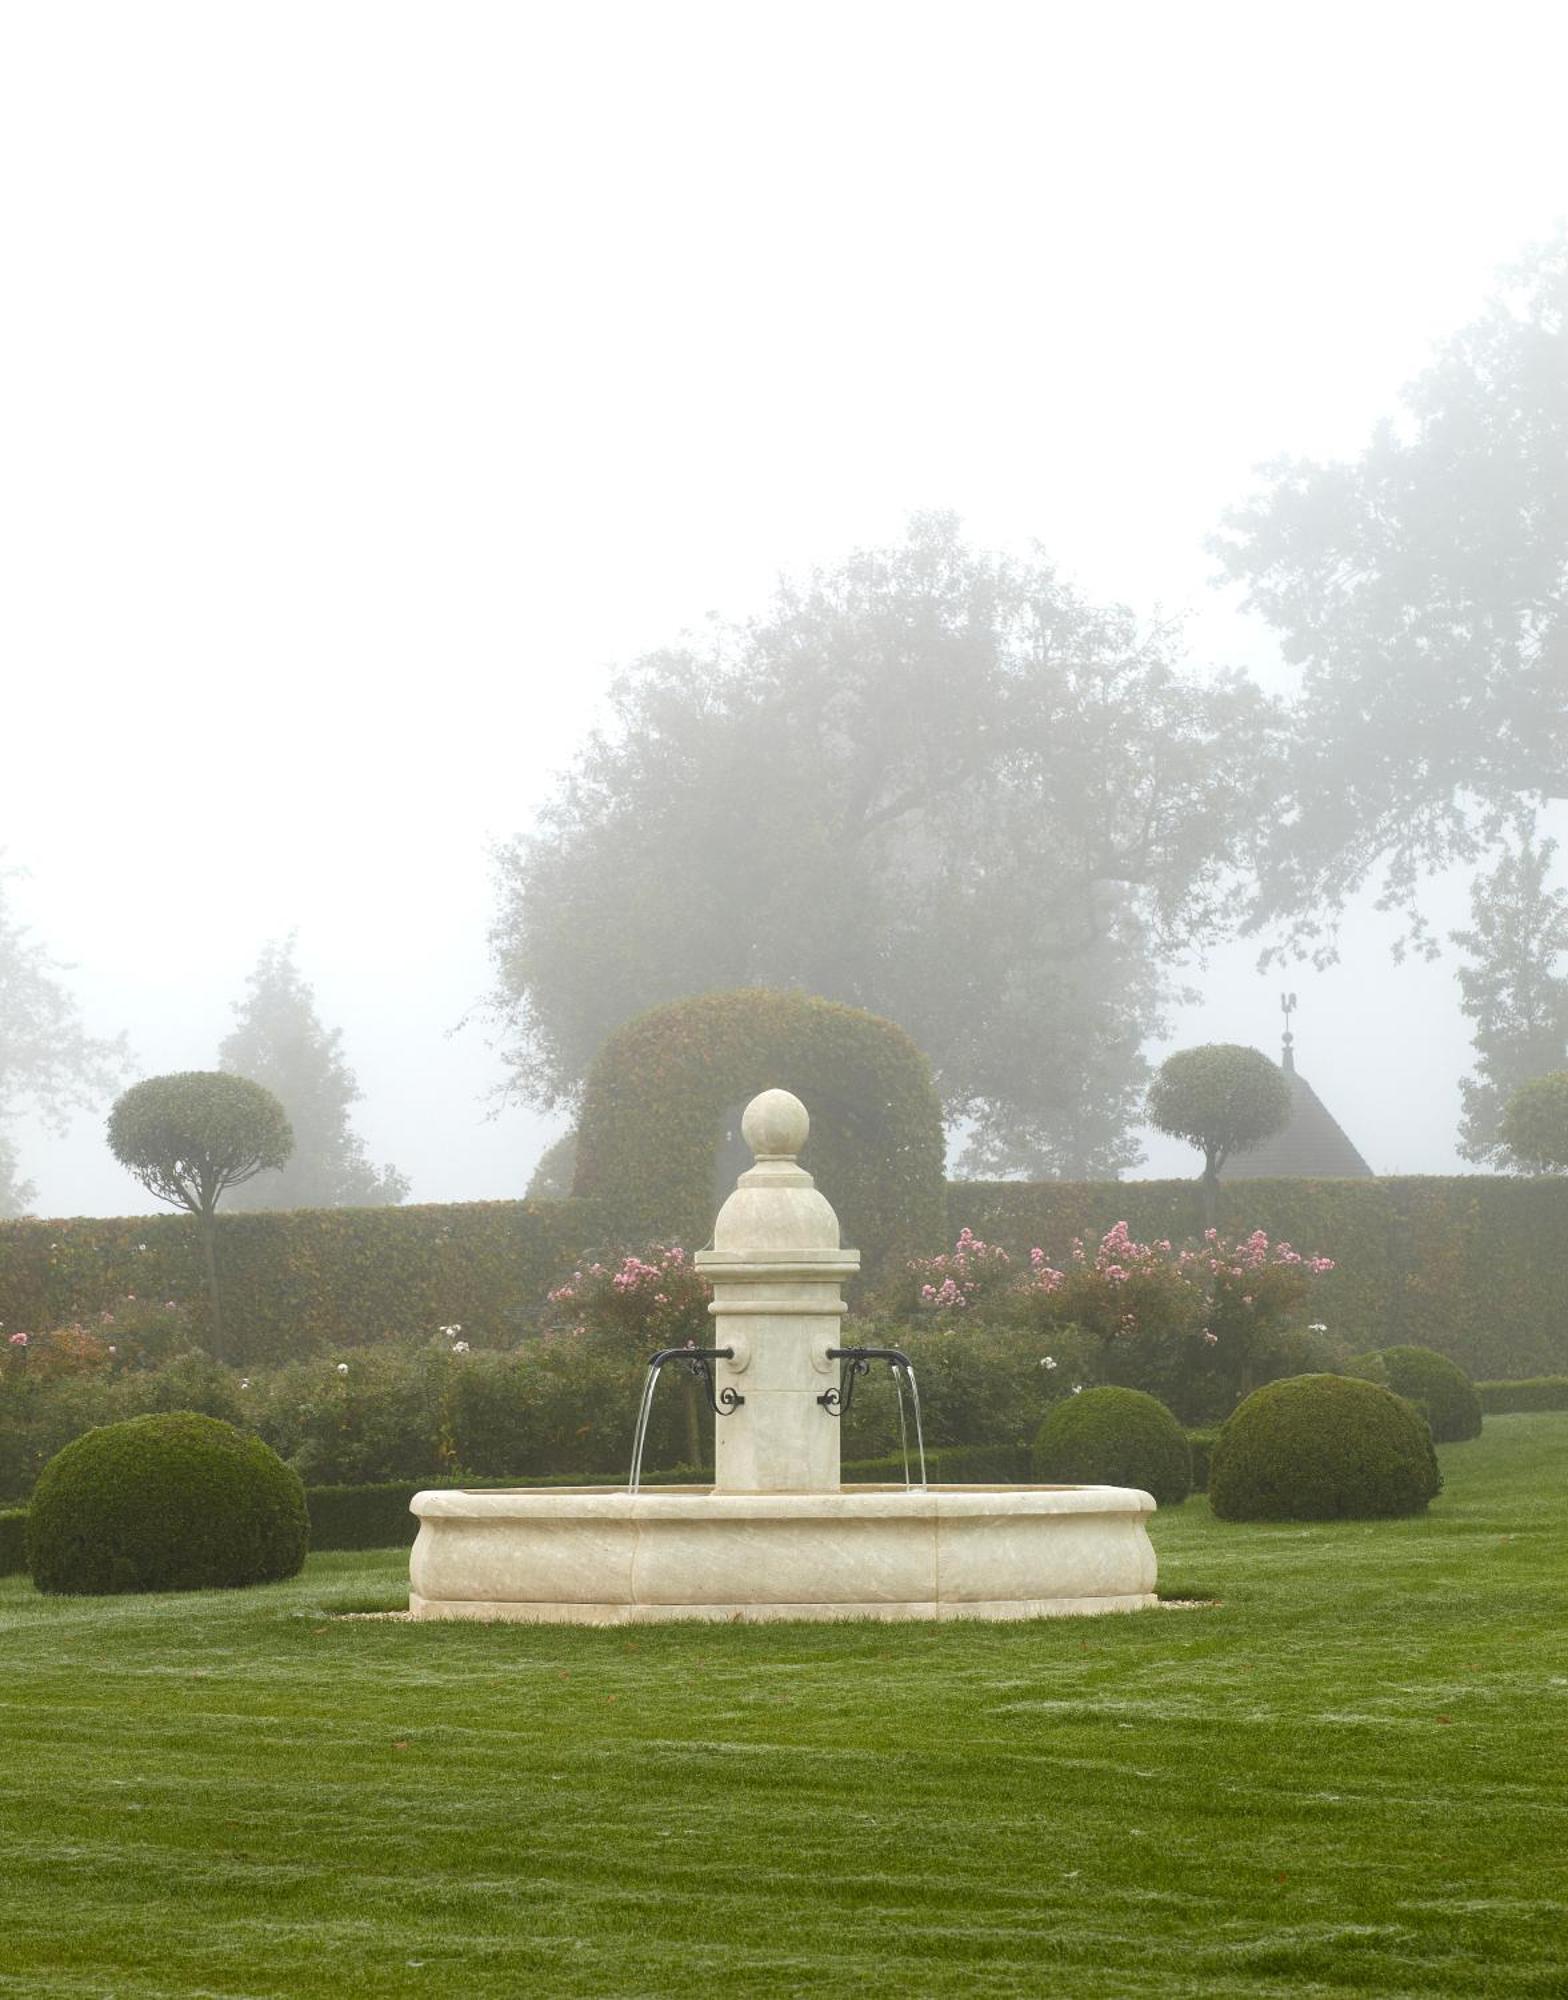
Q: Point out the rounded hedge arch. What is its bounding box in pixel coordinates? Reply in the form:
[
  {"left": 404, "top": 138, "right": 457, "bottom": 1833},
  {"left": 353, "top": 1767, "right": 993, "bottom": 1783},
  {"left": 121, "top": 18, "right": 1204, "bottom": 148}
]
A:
[
  {"left": 28, "top": 1411, "right": 308, "bottom": 1596},
  {"left": 571, "top": 989, "right": 946, "bottom": 1272}
]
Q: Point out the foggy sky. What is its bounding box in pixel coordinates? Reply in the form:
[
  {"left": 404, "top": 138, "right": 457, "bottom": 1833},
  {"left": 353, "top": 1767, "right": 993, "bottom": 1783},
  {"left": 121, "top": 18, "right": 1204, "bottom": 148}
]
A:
[{"left": 4, "top": 1, "right": 1566, "bottom": 1216}]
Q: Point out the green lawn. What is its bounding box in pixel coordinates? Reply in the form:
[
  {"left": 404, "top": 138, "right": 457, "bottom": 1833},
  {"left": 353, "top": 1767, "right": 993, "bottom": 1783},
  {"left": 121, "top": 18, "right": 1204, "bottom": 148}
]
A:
[{"left": 2, "top": 1418, "right": 1564, "bottom": 1999}]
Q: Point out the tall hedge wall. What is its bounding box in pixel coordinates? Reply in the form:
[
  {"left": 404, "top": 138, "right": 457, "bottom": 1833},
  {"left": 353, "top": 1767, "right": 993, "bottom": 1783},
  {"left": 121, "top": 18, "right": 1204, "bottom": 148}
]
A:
[
  {"left": 0, "top": 1199, "right": 607, "bottom": 1365},
  {"left": 952, "top": 1175, "right": 1568, "bottom": 1381},
  {"left": 4, "top": 1174, "right": 1566, "bottom": 1380}
]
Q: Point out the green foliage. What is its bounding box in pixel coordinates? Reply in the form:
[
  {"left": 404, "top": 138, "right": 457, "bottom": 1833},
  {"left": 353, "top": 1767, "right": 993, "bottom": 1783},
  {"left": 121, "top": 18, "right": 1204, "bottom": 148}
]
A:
[
  {"left": 27, "top": 1411, "right": 307, "bottom": 1595},
  {"left": 1147, "top": 1044, "right": 1292, "bottom": 1182},
  {"left": 1358, "top": 1345, "right": 1482, "bottom": 1443},
  {"left": 835, "top": 1318, "right": 1096, "bottom": 1461},
  {"left": 108, "top": 1072, "right": 294, "bottom": 1216},
  {"left": 1209, "top": 1374, "right": 1441, "bottom": 1522},
  {"left": 8, "top": 1172, "right": 1568, "bottom": 1397},
  {"left": 1212, "top": 233, "right": 1568, "bottom": 956},
  {"left": 1453, "top": 835, "right": 1568, "bottom": 1165},
  {"left": 1499, "top": 1071, "right": 1568, "bottom": 1172},
  {"left": 1477, "top": 1375, "right": 1568, "bottom": 1412},
  {"left": 0, "top": 1505, "right": 25, "bottom": 1575},
  {"left": 491, "top": 513, "right": 1282, "bottom": 1178},
  {"left": 572, "top": 989, "right": 947, "bottom": 1271},
  {"left": 1, "top": 1344, "right": 244, "bottom": 1502},
  {"left": 953, "top": 1173, "right": 1568, "bottom": 1380},
  {"left": 1031, "top": 1386, "right": 1192, "bottom": 1505},
  {"left": 219, "top": 936, "right": 409, "bottom": 1209},
  {"left": 0, "top": 1198, "right": 608, "bottom": 1370},
  {"left": 1185, "top": 1428, "right": 1219, "bottom": 1493},
  {"left": 442, "top": 1342, "right": 656, "bottom": 1480}
]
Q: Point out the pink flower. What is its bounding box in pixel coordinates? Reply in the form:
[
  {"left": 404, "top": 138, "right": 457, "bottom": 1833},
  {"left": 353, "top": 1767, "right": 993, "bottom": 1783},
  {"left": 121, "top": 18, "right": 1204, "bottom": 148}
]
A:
[{"left": 8, "top": 1332, "right": 27, "bottom": 1348}]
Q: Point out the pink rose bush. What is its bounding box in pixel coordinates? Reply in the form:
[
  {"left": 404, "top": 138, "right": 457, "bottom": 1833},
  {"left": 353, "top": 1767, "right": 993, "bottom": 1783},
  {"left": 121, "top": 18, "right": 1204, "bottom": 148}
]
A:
[
  {"left": 547, "top": 1245, "right": 712, "bottom": 1350},
  {"left": 904, "top": 1229, "right": 1016, "bottom": 1314},
  {"left": 908, "top": 1220, "right": 1335, "bottom": 1414}
]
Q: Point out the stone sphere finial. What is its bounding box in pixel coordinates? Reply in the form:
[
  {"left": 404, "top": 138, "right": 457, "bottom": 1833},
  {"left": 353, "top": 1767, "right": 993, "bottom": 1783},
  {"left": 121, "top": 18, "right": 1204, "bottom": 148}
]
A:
[{"left": 741, "top": 1088, "right": 809, "bottom": 1160}]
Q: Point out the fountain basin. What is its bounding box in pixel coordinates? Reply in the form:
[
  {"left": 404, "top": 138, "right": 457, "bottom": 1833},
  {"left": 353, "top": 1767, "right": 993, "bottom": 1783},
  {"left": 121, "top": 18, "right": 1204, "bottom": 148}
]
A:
[{"left": 408, "top": 1482, "right": 1158, "bottom": 1624}]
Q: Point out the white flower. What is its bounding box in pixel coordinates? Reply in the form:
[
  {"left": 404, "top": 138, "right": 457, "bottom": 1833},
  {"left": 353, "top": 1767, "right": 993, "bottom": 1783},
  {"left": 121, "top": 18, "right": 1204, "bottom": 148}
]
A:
[
  {"left": 1071, "top": 1384, "right": 1083, "bottom": 1395},
  {"left": 240, "top": 1379, "right": 251, "bottom": 1390},
  {"left": 1308, "top": 1322, "right": 1328, "bottom": 1333},
  {"left": 1041, "top": 1356, "right": 1058, "bottom": 1370},
  {"left": 336, "top": 1362, "right": 349, "bottom": 1376},
  {"left": 439, "top": 1323, "right": 463, "bottom": 1339},
  {"left": 452, "top": 1340, "right": 470, "bottom": 1354}
]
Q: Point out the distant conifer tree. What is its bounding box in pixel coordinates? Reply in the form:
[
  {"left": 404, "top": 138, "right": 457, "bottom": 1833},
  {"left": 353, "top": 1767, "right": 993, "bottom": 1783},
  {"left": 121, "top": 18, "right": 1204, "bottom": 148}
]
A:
[
  {"left": 1453, "top": 834, "right": 1568, "bottom": 1166},
  {"left": 218, "top": 937, "right": 409, "bottom": 1209}
]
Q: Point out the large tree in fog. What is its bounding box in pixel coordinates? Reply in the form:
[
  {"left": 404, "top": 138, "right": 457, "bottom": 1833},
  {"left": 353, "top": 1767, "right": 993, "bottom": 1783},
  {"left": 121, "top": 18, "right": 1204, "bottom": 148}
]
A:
[
  {"left": 1452, "top": 833, "right": 1568, "bottom": 1166},
  {"left": 1212, "top": 234, "right": 1567, "bottom": 960},
  {"left": 0, "top": 864, "right": 126, "bottom": 1215},
  {"left": 490, "top": 516, "right": 1281, "bottom": 1177},
  {"left": 218, "top": 938, "right": 409, "bottom": 1209}
]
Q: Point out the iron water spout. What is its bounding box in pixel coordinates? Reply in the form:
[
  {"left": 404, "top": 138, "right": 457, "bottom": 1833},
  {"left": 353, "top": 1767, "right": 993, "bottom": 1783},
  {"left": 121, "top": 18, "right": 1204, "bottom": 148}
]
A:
[
  {"left": 627, "top": 1344, "right": 744, "bottom": 1495},
  {"left": 818, "top": 1346, "right": 928, "bottom": 1491}
]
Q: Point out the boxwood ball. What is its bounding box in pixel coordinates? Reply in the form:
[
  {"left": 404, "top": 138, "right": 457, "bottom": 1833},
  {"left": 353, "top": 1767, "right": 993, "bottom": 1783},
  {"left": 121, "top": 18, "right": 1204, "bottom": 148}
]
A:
[
  {"left": 27, "top": 1411, "right": 308, "bottom": 1595},
  {"left": 1032, "top": 1385, "right": 1192, "bottom": 1505},
  {"left": 1209, "top": 1373, "right": 1441, "bottom": 1522}
]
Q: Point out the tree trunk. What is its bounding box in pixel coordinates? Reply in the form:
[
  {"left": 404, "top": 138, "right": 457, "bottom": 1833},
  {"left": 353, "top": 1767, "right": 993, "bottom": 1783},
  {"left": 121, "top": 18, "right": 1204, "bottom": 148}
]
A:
[
  {"left": 1201, "top": 1164, "right": 1219, "bottom": 1233},
  {"left": 199, "top": 1210, "right": 227, "bottom": 1364}
]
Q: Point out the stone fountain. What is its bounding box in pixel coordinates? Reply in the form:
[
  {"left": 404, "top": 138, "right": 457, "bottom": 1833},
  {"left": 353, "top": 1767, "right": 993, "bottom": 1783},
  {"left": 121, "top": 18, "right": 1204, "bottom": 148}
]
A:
[{"left": 409, "top": 1089, "right": 1157, "bottom": 1622}]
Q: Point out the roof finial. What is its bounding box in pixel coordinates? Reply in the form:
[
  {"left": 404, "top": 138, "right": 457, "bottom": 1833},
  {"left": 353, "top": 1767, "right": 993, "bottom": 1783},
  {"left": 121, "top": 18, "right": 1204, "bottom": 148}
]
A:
[{"left": 1280, "top": 991, "right": 1298, "bottom": 1076}]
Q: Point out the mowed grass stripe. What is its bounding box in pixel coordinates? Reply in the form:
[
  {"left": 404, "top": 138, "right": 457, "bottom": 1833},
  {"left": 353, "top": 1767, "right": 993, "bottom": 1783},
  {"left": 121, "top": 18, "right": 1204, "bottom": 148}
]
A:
[{"left": 1, "top": 1415, "right": 1564, "bottom": 1997}]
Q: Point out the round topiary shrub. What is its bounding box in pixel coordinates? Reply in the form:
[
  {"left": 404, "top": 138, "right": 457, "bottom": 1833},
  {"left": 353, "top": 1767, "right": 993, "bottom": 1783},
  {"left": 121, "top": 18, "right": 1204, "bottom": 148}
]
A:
[
  {"left": 27, "top": 1411, "right": 309, "bottom": 1595},
  {"left": 1208, "top": 1374, "right": 1441, "bottom": 1523},
  {"left": 571, "top": 987, "right": 947, "bottom": 1277},
  {"left": 1032, "top": 1386, "right": 1192, "bottom": 1505},
  {"left": 1363, "top": 1346, "right": 1483, "bottom": 1444}
]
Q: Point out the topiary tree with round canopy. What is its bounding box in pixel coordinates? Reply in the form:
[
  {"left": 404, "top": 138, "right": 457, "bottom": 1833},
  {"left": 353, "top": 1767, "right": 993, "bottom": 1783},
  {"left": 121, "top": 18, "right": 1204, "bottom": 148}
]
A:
[
  {"left": 1498, "top": 1072, "right": 1568, "bottom": 1173},
  {"left": 1147, "top": 1043, "right": 1292, "bottom": 1225},
  {"left": 107, "top": 1072, "right": 293, "bottom": 1361},
  {"left": 571, "top": 989, "right": 946, "bottom": 1275}
]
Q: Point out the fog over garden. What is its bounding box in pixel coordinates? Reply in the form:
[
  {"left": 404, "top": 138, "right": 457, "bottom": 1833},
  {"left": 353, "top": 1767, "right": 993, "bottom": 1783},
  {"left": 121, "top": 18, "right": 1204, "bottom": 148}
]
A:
[{"left": 2, "top": 1, "right": 1565, "bottom": 1215}]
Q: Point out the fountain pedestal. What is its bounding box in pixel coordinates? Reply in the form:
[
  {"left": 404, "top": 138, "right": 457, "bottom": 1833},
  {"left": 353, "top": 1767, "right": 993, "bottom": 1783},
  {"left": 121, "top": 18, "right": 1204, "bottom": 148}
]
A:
[{"left": 409, "top": 1089, "right": 1158, "bottom": 1623}]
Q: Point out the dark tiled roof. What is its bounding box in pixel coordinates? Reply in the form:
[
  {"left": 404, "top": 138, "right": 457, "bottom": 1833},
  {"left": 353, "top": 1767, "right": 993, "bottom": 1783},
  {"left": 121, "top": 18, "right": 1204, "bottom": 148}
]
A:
[{"left": 1223, "top": 1070, "right": 1374, "bottom": 1179}]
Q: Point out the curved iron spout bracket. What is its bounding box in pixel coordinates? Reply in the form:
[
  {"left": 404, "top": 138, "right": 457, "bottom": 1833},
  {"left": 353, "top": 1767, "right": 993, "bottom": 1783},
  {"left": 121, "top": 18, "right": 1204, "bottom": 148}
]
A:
[
  {"left": 817, "top": 1346, "right": 913, "bottom": 1417},
  {"left": 646, "top": 1345, "right": 745, "bottom": 1417}
]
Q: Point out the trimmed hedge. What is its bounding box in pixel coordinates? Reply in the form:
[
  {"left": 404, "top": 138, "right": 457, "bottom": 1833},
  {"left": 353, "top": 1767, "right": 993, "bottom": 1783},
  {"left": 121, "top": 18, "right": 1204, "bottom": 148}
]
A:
[
  {"left": 1359, "top": 1346, "right": 1483, "bottom": 1443},
  {"left": 1478, "top": 1376, "right": 1568, "bottom": 1413},
  {"left": 7, "top": 1171, "right": 1568, "bottom": 1383},
  {"left": 1209, "top": 1375, "right": 1441, "bottom": 1522},
  {"left": 0, "top": 1507, "right": 25, "bottom": 1577},
  {"left": 1186, "top": 1428, "right": 1219, "bottom": 1493},
  {"left": 0, "top": 1198, "right": 607, "bottom": 1366},
  {"left": 1032, "top": 1387, "right": 1192, "bottom": 1505},
  {"left": 954, "top": 1174, "right": 1568, "bottom": 1381},
  {"left": 572, "top": 989, "right": 947, "bottom": 1273},
  {"left": 28, "top": 1412, "right": 308, "bottom": 1595}
]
